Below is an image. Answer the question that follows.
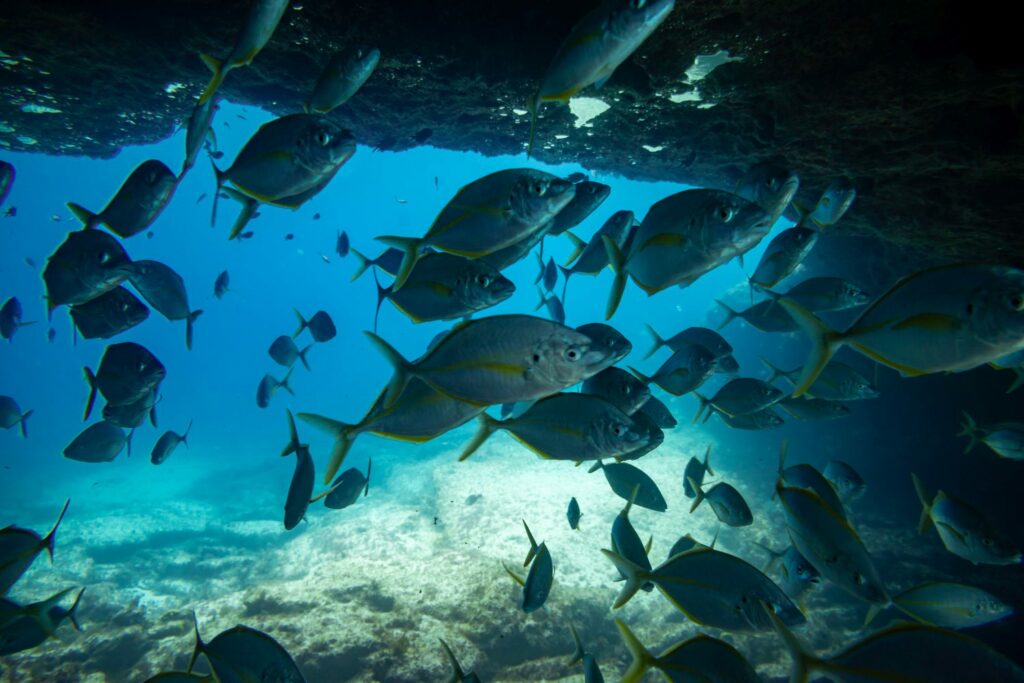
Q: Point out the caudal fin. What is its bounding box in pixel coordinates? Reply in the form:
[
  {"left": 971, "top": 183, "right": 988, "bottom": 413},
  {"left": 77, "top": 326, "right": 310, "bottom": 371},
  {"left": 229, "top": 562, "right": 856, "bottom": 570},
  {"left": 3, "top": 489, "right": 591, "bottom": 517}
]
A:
[
  {"left": 522, "top": 519, "right": 539, "bottom": 567},
  {"left": 298, "top": 412, "right": 357, "bottom": 484},
  {"left": 642, "top": 323, "right": 665, "bottom": 360},
  {"left": 761, "top": 356, "right": 798, "bottom": 385},
  {"left": 702, "top": 444, "right": 714, "bottom": 477},
  {"left": 600, "top": 548, "right": 649, "bottom": 608},
  {"left": 687, "top": 476, "right": 706, "bottom": 513},
  {"left": 459, "top": 413, "right": 502, "bottom": 462},
  {"left": 82, "top": 367, "right": 97, "bottom": 421},
  {"left": 1008, "top": 367, "right": 1024, "bottom": 394},
  {"left": 691, "top": 392, "right": 710, "bottom": 424},
  {"left": 66, "top": 587, "right": 86, "bottom": 632},
  {"left": 363, "top": 330, "right": 414, "bottom": 408},
  {"left": 187, "top": 611, "right": 205, "bottom": 674},
  {"left": 957, "top": 411, "right": 981, "bottom": 454},
  {"left": 614, "top": 619, "right": 657, "bottom": 683},
  {"left": 715, "top": 299, "right": 739, "bottom": 331},
  {"left": 627, "top": 366, "right": 653, "bottom": 386},
  {"left": 376, "top": 235, "right": 424, "bottom": 292},
  {"left": 292, "top": 309, "right": 309, "bottom": 338},
  {"left": 66, "top": 202, "right": 98, "bottom": 229},
  {"left": 373, "top": 269, "right": 391, "bottom": 334},
  {"left": 563, "top": 231, "right": 586, "bottom": 266},
  {"left": 43, "top": 498, "right": 70, "bottom": 563},
  {"left": 350, "top": 248, "right": 371, "bottom": 282},
  {"left": 18, "top": 408, "right": 32, "bottom": 439},
  {"left": 764, "top": 602, "right": 815, "bottom": 683},
  {"left": 281, "top": 409, "right": 301, "bottom": 457},
  {"left": 602, "top": 235, "right": 627, "bottom": 320},
  {"left": 777, "top": 298, "right": 843, "bottom": 397},
  {"left": 197, "top": 53, "right": 226, "bottom": 105},
  {"left": 185, "top": 310, "right": 203, "bottom": 351},
  {"left": 911, "top": 472, "right": 933, "bottom": 535}
]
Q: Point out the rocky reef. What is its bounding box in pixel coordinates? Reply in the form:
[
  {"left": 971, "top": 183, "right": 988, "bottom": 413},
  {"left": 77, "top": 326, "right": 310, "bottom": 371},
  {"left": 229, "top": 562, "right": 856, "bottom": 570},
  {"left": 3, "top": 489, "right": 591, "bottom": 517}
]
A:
[{"left": 0, "top": 0, "right": 1021, "bottom": 262}]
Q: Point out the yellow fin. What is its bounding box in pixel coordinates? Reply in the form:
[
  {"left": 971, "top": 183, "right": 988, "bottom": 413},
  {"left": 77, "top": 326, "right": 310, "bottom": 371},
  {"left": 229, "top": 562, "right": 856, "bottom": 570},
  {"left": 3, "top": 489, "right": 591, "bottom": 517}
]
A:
[{"left": 891, "top": 313, "right": 963, "bottom": 332}]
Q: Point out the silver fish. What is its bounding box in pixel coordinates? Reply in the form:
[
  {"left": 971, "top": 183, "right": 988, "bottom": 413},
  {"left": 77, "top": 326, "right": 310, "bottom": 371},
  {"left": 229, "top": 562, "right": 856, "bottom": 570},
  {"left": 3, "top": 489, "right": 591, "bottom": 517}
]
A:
[
  {"left": 306, "top": 47, "right": 380, "bottom": 114},
  {"left": 67, "top": 160, "right": 178, "bottom": 238},
  {"left": 197, "top": 0, "right": 290, "bottom": 103}
]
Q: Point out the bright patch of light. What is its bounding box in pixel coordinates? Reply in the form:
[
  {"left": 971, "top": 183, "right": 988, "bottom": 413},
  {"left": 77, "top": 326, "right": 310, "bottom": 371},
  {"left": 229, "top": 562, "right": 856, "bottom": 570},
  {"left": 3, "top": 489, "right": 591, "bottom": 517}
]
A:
[
  {"left": 668, "top": 91, "right": 702, "bottom": 104},
  {"left": 164, "top": 82, "right": 186, "bottom": 95},
  {"left": 684, "top": 50, "right": 743, "bottom": 83},
  {"left": 554, "top": 134, "right": 569, "bottom": 140},
  {"left": 20, "top": 104, "right": 61, "bottom": 114},
  {"left": 16, "top": 135, "right": 37, "bottom": 145},
  {"left": 512, "top": 108, "right": 528, "bottom": 116},
  {"left": 642, "top": 144, "right": 664, "bottom": 153},
  {"left": 568, "top": 97, "right": 610, "bottom": 128},
  {"left": 697, "top": 102, "right": 717, "bottom": 110}
]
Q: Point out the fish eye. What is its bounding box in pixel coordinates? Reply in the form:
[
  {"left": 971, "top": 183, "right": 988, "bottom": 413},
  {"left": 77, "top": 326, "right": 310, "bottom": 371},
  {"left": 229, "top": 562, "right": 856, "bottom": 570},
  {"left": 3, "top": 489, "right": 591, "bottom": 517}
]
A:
[
  {"left": 137, "top": 362, "right": 147, "bottom": 373},
  {"left": 98, "top": 251, "right": 111, "bottom": 264},
  {"left": 612, "top": 424, "right": 624, "bottom": 436},
  {"left": 718, "top": 206, "right": 736, "bottom": 222},
  {"left": 821, "top": 196, "right": 832, "bottom": 207},
  {"left": 1009, "top": 295, "right": 1024, "bottom": 311},
  {"left": 316, "top": 130, "right": 331, "bottom": 146},
  {"left": 476, "top": 274, "right": 491, "bottom": 287},
  {"left": 565, "top": 347, "right": 581, "bottom": 362},
  {"left": 532, "top": 353, "right": 541, "bottom": 363}
]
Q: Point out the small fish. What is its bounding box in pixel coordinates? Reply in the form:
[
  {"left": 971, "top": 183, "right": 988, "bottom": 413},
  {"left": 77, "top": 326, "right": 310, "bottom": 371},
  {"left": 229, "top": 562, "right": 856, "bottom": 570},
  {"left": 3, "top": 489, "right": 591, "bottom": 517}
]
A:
[
  {"left": 0, "top": 297, "right": 34, "bottom": 342},
  {"left": 823, "top": 460, "right": 866, "bottom": 502},
  {"left": 0, "top": 499, "right": 69, "bottom": 596},
  {"left": 778, "top": 396, "right": 851, "bottom": 421},
  {"left": 440, "top": 639, "right": 481, "bottom": 683},
  {"left": 0, "top": 161, "right": 14, "bottom": 206},
  {"left": 801, "top": 177, "right": 857, "bottom": 228},
  {"left": 395, "top": 197, "right": 407, "bottom": 204},
  {"left": 682, "top": 446, "right": 714, "bottom": 498},
  {"left": 717, "top": 298, "right": 800, "bottom": 333},
  {"left": 589, "top": 460, "right": 666, "bottom": 512},
  {"left": 535, "top": 287, "right": 566, "bottom": 325},
  {"left": 630, "top": 343, "right": 716, "bottom": 396},
  {"left": 559, "top": 210, "right": 633, "bottom": 303},
  {"left": 188, "top": 616, "right": 305, "bottom": 682},
  {"left": 913, "top": 473, "right": 1020, "bottom": 565},
  {"left": 293, "top": 309, "right": 336, "bottom": 343},
  {"left": 717, "top": 407, "right": 785, "bottom": 430},
  {"left": 610, "top": 488, "right": 655, "bottom": 591},
  {"left": 781, "top": 265, "right": 1024, "bottom": 397},
  {"left": 50, "top": 214, "right": 62, "bottom": 222},
  {"left": 84, "top": 342, "right": 166, "bottom": 420},
  {"left": 63, "top": 421, "right": 132, "bottom": 463},
  {"left": 321, "top": 458, "right": 370, "bottom": 510},
  {"left": 615, "top": 618, "right": 760, "bottom": 683},
  {"left": 284, "top": 233, "right": 294, "bottom": 241},
  {"left": 350, "top": 247, "right": 406, "bottom": 281},
  {"left": 581, "top": 366, "right": 651, "bottom": 415},
  {"left": 503, "top": 521, "right": 553, "bottom": 613},
  {"left": 637, "top": 395, "right": 676, "bottom": 429},
  {"left": 959, "top": 412, "right": 1024, "bottom": 460},
  {"left": 269, "top": 335, "right": 311, "bottom": 370},
  {"left": 763, "top": 276, "right": 871, "bottom": 312},
  {"left": 535, "top": 253, "right": 558, "bottom": 292},
  {"left": 757, "top": 543, "right": 821, "bottom": 604},
  {"left": 865, "top": 581, "right": 1013, "bottom": 630},
  {"left": 734, "top": 162, "right": 800, "bottom": 227},
  {"left": 642, "top": 323, "right": 733, "bottom": 361},
  {"left": 182, "top": 96, "right": 219, "bottom": 176},
  {"left": 320, "top": 254, "right": 330, "bottom": 264},
  {"left": 256, "top": 368, "right": 294, "bottom": 409},
  {"left": 123, "top": 260, "right": 202, "bottom": 349},
  {"left": 693, "top": 377, "right": 784, "bottom": 422},
  {"left": 750, "top": 226, "right": 818, "bottom": 289},
  {"left": 3, "top": 207, "right": 16, "bottom": 217},
  {"left": 336, "top": 230, "right": 350, "bottom": 258},
  {"left": 306, "top": 47, "right": 381, "bottom": 114},
  {"left": 689, "top": 478, "right": 752, "bottom": 527},
  {"left": 42, "top": 229, "right": 131, "bottom": 310},
  {"left": 761, "top": 357, "right": 878, "bottom": 401},
  {"left": 67, "top": 159, "right": 178, "bottom": 238},
  {"left": 23, "top": 257, "right": 35, "bottom": 268},
  {"left": 0, "top": 587, "right": 84, "bottom": 656},
  {"left": 312, "top": 213, "right": 320, "bottom": 220},
  {"left": 47, "top": 328, "right": 55, "bottom": 343},
  {"left": 150, "top": 420, "right": 192, "bottom": 465},
  {"left": 281, "top": 410, "right": 314, "bottom": 530},
  {"left": 566, "top": 497, "right": 582, "bottom": 530},
  {"left": 566, "top": 623, "right": 605, "bottom": 683},
  {"left": 0, "top": 397, "right": 32, "bottom": 439},
  {"left": 547, "top": 181, "right": 611, "bottom": 236},
  {"left": 213, "top": 270, "right": 231, "bottom": 299},
  {"left": 238, "top": 230, "right": 254, "bottom": 240},
  {"left": 197, "top": 0, "right": 291, "bottom": 103}
]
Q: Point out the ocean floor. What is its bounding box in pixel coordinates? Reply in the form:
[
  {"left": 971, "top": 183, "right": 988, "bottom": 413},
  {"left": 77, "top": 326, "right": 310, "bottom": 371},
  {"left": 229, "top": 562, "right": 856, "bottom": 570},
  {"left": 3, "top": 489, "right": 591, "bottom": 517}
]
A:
[{"left": 0, "top": 420, "right": 1011, "bottom": 682}]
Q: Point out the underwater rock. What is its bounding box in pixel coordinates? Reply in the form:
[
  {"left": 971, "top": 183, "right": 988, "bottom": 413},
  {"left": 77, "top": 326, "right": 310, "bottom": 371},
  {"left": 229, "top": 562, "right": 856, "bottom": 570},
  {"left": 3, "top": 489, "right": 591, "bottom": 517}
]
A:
[{"left": 0, "top": 1, "right": 1021, "bottom": 262}]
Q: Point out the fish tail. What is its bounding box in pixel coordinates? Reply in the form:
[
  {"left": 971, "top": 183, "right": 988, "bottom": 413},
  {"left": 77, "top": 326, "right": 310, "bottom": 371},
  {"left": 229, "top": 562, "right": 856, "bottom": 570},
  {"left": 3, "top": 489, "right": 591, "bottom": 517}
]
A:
[
  {"left": 185, "top": 309, "right": 203, "bottom": 351},
  {"left": 181, "top": 419, "right": 192, "bottom": 447},
  {"left": 83, "top": 366, "right": 97, "bottom": 421},
  {"left": 363, "top": 330, "right": 414, "bottom": 409},
  {"left": 1008, "top": 367, "right": 1024, "bottom": 394},
  {"left": 600, "top": 548, "right": 648, "bottom": 609},
  {"left": 626, "top": 366, "right": 652, "bottom": 386},
  {"left": 197, "top": 53, "right": 225, "bottom": 105},
  {"left": 911, "top": 472, "right": 933, "bottom": 535},
  {"left": 522, "top": 519, "right": 539, "bottom": 567},
  {"left": 292, "top": 308, "right": 309, "bottom": 338},
  {"left": 957, "top": 411, "right": 981, "bottom": 453},
  {"left": 364, "top": 457, "right": 371, "bottom": 496},
  {"left": 187, "top": 611, "right": 205, "bottom": 673},
  {"left": 642, "top": 323, "right": 664, "bottom": 360},
  {"left": 586, "top": 459, "right": 604, "bottom": 474},
  {"left": 687, "top": 476, "right": 705, "bottom": 513},
  {"left": 42, "top": 498, "right": 70, "bottom": 563},
  {"left": 614, "top": 618, "right": 656, "bottom": 683},
  {"left": 502, "top": 562, "right": 525, "bottom": 587},
  {"left": 376, "top": 235, "right": 423, "bottom": 292},
  {"left": 764, "top": 601, "right": 815, "bottom": 683},
  {"left": 754, "top": 541, "right": 784, "bottom": 573},
  {"left": 760, "top": 356, "right": 798, "bottom": 385},
  {"left": 349, "top": 248, "right": 371, "bottom": 282},
  {"left": 777, "top": 298, "right": 843, "bottom": 397},
  {"left": 296, "top": 412, "right": 357, "bottom": 484},
  {"left": 223, "top": 188, "right": 259, "bottom": 241},
  {"left": 863, "top": 603, "right": 885, "bottom": 627},
  {"left": 66, "top": 587, "right": 86, "bottom": 632},
  {"left": 18, "top": 408, "right": 32, "bottom": 439},
  {"left": 534, "top": 251, "right": 544, "bottom": 284},
  {"left": 534, "top": 285, "right": 546, "bottom": 312},
  {"left": 563, "top": 231, "right": 586, "bottom": 266},
  {"left": 602, "top": 235, "right": 626, "bottom": 320},
  {"left": 281, "top": 409, "right": 301, "bottom": 457},
  {"left": 126, "top": 429, "right": 134, "bottom": 458},
  {"left": 558, "top": 266, "right": 572, "bottom": 305},
  {"left": 372, "top": 269, "right": 390, "bottom": 335},
  {"left": 298, "top": 344, "right": 313, "bottom": 371},
  {"left": 715, "top": 299, "right": 739, "bottom": 330},
  {"left": 702, "top": 444, "right": 714, "bottom": 476},
  {"left": 66, "top": 202, "right": 97, "bottom": 229},
  {"left": 526, "top": 92, "right": 539, "bottom": 159},
  {"left": 459, "top": 413, "right": 502, "bottom": 463},
  {"left": 691, "top": 391, "right": 710, "bottom": 424},
  {"left": 440, "top": 638, "right": 466, "bottom": 680},
  {"left": 278, "top": 367, "right": 295, "bottom": 396},
  {"left": 565, "top": 622, "right": 586, "bottom": 667}
]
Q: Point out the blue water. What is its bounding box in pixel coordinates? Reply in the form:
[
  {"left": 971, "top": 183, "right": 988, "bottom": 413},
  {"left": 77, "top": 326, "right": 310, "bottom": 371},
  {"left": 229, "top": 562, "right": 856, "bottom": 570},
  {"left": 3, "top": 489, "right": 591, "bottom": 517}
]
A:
[{"left": 2, "top": 101, "right": 1023, "bottom": 682}]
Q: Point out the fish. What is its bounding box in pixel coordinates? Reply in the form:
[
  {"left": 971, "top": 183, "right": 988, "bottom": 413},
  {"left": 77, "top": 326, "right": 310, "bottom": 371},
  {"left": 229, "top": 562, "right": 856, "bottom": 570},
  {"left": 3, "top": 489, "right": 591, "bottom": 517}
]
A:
[
  {"left": 375, "top": 253, "right": 515, "bottom": 331},
  {"left": 0, "top": 499, "right": 69, "bottom": 596},
  {"left": 958, "top": 411, "right": 1024, "bottom": 460},
  {"left": 460, "top": 393, "right": 651, "bottom": 461},
  {"left": 268, "top": 335, "right": 311, "bottom": 370},
  {"left": 182, "top": 95, "right": 219, "bottom": 176},
  {"left": 682, "top": 445, "right": 714, "bottom": 498},
  {"left": 589, "top": 460, "right": 666, "bottom": 512},
  {"left": 47, "top": 328, "right": 55, "bottom": 343},
  {"left": 306, "top": 47, "right": 380, "bottom": 114},
  {"left": 67, "top": 159, "right": 178, "bottom": 238},
  {"left": 535, "top": 253, "right": 558, "bottom": 292},
  {"left": 516, "top": 522, "right": 552, "bottom": 612},
  {"left": 256, "top": 369, "right": 294, "bottom": 409},
  {"left": 150, "top": 420, "right": 192, "bottom": 465},
  {"left": 535, "top": 287, "right": 566, "bottom": 325},
  {"left": 480, "top": 221, "right": 553, "bottom": 272},
  {"left": 321, "top": 458, "right": 370, "bottom": 510},
  {"left": 750, "top": 226, "right": 818, "bottom": 290},
  {"left": 717, "top": 406, "right": 785, "bottom": 430},
  {"left": 103, "top": 389, "right": 158, "bottom": 430},
  {"left": 758, "top": 543, "right": 821, "bottom": 605},
  {"left": 865, "top": 581, "right": 1013, "bottom": 630},
  {"left": 776, "top": 441, "right": 846, "bottom": 518},
  {"left": 69, "top": 286, "right": 150, "bottom": 340},
  {"left": 3, "top": 207, "right": 15, "bottom": 217},
  {"left": 559, "top": 210, "right": 633, "bottom": 302},
  {"left": 566, "top": 497, "right": 582, "bottom": 530},
  {"left": 284, "top": 233, "right": 294, "bottom": 241},
  {"left": 0, "top": 396, "right": 32, "bottom": 439},
  {"left": 717, "top": 298, "right": 800, "bottom": 333},
  {"left": 300, "top": 379, "right": 482, "bottom": 483},
  {"left": 574, "top": 322, "right": 632, "bottom": 364},
  {"left": 197, "top": 0, "right": 291, "bottom": 103},
  {"left": 0, "top": 161, "right": 13, "bottom": 206},
  {"left": 605, "top": 189, "right": 771, "bottom": 318},
  {"left": 615, "top": 618, "right": 760, "bottom": 683},
  {"left": 366, "top": 314, "right": 618, "bottom": 408},
  {"left": 566, "top": 623, "right": 604, "bottom": 683},
  {"left": 617, "top": 407, "right": 664, "bottom": 461},
  {"left": 734, "top": 162, "right": 800, "bottom": 227},
  {"left": 547, "top": 181, "right": 611, "bottom": 236},
  {"left": 83, "top": 342, "right": 166, "bottom": 420},
  {"left": 0, "top": 297, "right": 33, "bottom": 341},
  {"left": 213, "top": 270, "right": 230, "bottom": 299},
  {"left": 693, "top": 377, "right": 784, "bottom": 422},
  {"left": 350, "top": 247, "right": 407, "bottom": 281},
  {"left": 63, "top": 420, "right": 132, "bottom": 463},
  {"left": 42, "top": 229, "right": 132, "bottom": 310},
  {"left": 281, "top": 410, "right": 314, "bottom": 530},
  {"left": 124, "top": 259, "right": 202, "bottom": 349},
  {"left": 775, "top": 478, "right": 888, "bottom": 604},
  {"left": 823, "top": 460, "right": 866, "bottom": 501},
  {"left": 187, "top": 616, "right": 307, "bottom": 682},
  {"left": 766, "top": 606, "right": 1024, "bottom": 683},
  {"left": 440, "top": 639, "right": 481, "bottom": 683},
  {"left": 581, "top": 366, "right": 651, "bottom": 415},
  {"left": 912, "top": 473, "right": 1020, "bottom": 565},
  {"left": 689, "top": 478, "right": 753, "bottom": 527},
  {"left": 781, "top": 265, "right": 1024, "bottom": 396},
  {"left": 761, "top": 356, "right": 878, "bottom": 401},
  {"left": 630, "top": 342, "right": 717, "bottom": 396},
  {"left": 603, "top": 545, "right": 804, "bottom": 630},
  {"left": 527, "top": 0, "right": 675, "bottom": 155},
  {"left": 0, "top": 588, "right": 84, "bottom": 656},
  {"left": 637, "top": 395, "right": 675, "bottom": 429},
  {"left": 293, "top": 309, "right": 336, "bottom": 343},
  {"left": 762, "top": 276, "right": 871, "bottom": 312},
  {"left": 610, "top": 488, "right": 654, "bottom": 591},
  {"left": 380, "top": 169, "right": 575, "bottom": 290},
  {"left": 778, "top": 396, "right": 851, "bottom": 421},
  {"left": 642, "top": 323, "right": 733, "bottom": 361},
  {"left": 336, "top": 230, "right": 350, "bottom": 258},
  {"left": 800, "top": 176, "right": 857, "bottom": 228}
]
